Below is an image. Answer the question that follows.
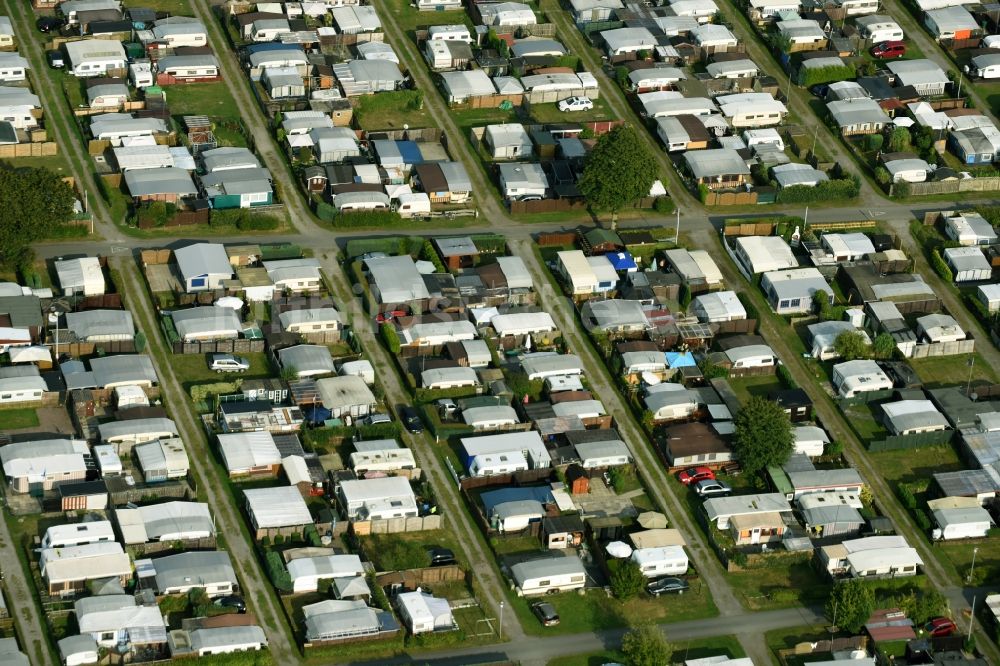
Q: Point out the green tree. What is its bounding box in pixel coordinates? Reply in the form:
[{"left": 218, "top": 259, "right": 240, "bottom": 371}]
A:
[
  {"left": 874, "top": 166, "right": 892, "bottom": 188},
  {"left": 0, "top": 165, "right": 76, "bottom": 268},
  {"left": 621, "top": 624, "right": 672, "bottom": 666},
  {"left": 833, "top": 330, "right": 872, "bottom": 361},
  {"left": 827, "top": 579, "right": 875, "bottom": 633},
  {"left": 732, "top": 395, "right": 794, "bottom": 476},
  {"left": 578, "top": 125, "right": 658, "bottom": 230},
  {"left": 813, "top": 289, "right": 832, "bottom": 319},
  {"left": 866, "top": 134, "right": 884, "bottom": 153},
  {"left": 610, "top": 560, "right": 645, "bottom": 600},
  {"left": 888, "top": 126, "right": 911, "bottom": 153}
]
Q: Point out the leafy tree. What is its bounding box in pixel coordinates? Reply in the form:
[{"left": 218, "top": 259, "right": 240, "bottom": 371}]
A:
[
  {"left": 732, "top": 395, "right": 794, "bottom": 476},
  {"left": 888, "top": 126, "right": 911, "bottom": 153},
  {"left": 813, "top": 290, "right": 832, "bottom": 320},
  {"left": 833, "top": 330, "right": 872, "bottom": 361},
  {"left": 610, "top": 560, "right": 645, "bottom": 600},
  {"left": 578, "top": 125, "right": 658, "bottom": 229},
  {"left": 826, "top": 579, "right": 875, "bottom": 633},
  {"left": 621, "top": 624, "right": 672, "bottom": 666},
  {"left": 866, "top": 134, "right": 884, "bottom": 152},
  {"left": 1, "top": 166, "right": 79, "bottom": 264},
  {"left": 874, "top": 166, "right": 892, "bottom": 187}
]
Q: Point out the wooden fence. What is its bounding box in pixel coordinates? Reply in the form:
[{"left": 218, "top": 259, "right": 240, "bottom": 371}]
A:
[
  {"left": 0, "top": 142, "right": 58, "bottom": 158},
  {"left": 705, "top": 190, "right": 758, "bottom": 206},
  {"left": 374, "top": 565, "right": 464, "bottom": 588},
  {"left": 52, "top": 340, "right": 136, "bottom": 357},
  {"left": 458, "top": 468, "right": 554, "bottom": 491},
  {"left": 172, "top": 339, "right": 266, "bottom": 354},
  {"left": 351, "top": 515, "right": 443, "bottom": 535},
  {"left": 722, "top": 221, "right": 774, "bottom": 236},
  {"left": 908, "top": 338, "right": 975, "bottom": 359},
  {"left": 451, "top": 94, "right": 523, "bottom": 110},
  {"left": 536, "top": 231, "right": 577, "bottom": 246},
  {"left": 867, "top": 429, "right": 953, "bottom": 452},
  {"left": 126, "top": 536, "right": 217, "bottom": 559},
  {"left": 108, "top": 480, "right": 190, "bottom": 507},
  {"left": 900, "top": 178, "right": 1000, "bottom": 196},
  {"left": 72, "top": 100, "right": 144, "bottom": 117}
]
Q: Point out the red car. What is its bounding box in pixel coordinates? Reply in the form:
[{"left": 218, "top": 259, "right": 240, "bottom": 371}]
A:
[
  {"left": 924, "top": 617, "right": 957, "bottom": 637},
  {"left": 678, "top": 466, "right": 715, "bottom": 485},
  {"left": 871, "top": 41, "right": 906, "bottom": 59},
  {"left": 375, "top": 310, "right": 407, "bottom": 323}
]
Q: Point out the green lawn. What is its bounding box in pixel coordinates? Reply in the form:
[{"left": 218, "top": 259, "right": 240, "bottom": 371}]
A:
[
  {"left": 841, "top": 403, "right": 888, "bottom": 443},
  {"left": 908, "top": 352, "right": 999, "bottom": 388},
  {"left": 0, "top": 408, "right": 40, "bottom": 430},
  {"left": 937, "top": 538, "right": 1000, "bottom": 587},
  {"left": 354, "top": 90, "right": 435, "bottom": 131},
  {"left": 2, "top": 153, "right": 74, "bottom": 174},
  {"left": 170, "top": 352, "right": 276, "bottom": 390},
  {"left": 451, "top": 106, "right": 518, "bottom": 131},
  {"left": 727, "top": 375, "right": 784, "bottom": 405},
  {"left": 547, "top": 635, "right": 745, "bottom": 666},
  {"left": 528, "top": 96, "right": 616, "bottom": 124},
  {"left": 513, "top": 579, "right": 718, "bottom": 636},
  {"left": 164, "top": 81, "right": 241, "bottom": 119},
  {"left": 384, "top": 0, "right": 472, "bottom": 34},
  {"left": 122, "top": 0, "right": 193, "bottom": 16},
  {"left": 358, "top": 529, "right": 468, "bottom": 570},
  {"left": 868, "top": 443, "right": 963, "bottom": 487},
  {"left": 728, "top": 560, "right": 830, "bottom": 611}
]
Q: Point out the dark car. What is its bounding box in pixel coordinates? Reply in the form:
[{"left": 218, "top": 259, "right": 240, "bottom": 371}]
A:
[
  {"left": 646, "top": 577, "right": 689, "bottom": 597},
  {"left": 428, "top": 547, "right": 456, "bottom": 567},
  {"left": 36, "top": 16, "right": 64, "bottom": 33},
  {"left": 924, "top": 617, "right": 957, "bottom": 637},
  {"left": 47, "top": 50, "right": 65, "bottom": 68},
  {"left": 809, "top": 84, "right": 829, "bottom": 98},
  {"left": 401, "top": 406, "right": 423, "bottom": 433},
  {"left": 213, "top": 595, "right": 247, "bottom": 613},
  {"left": 677, "top": 466, "right": 715, "bottom": 485},
  {"left": 531, "top": 601, "right": 560, "bottom": 626}
]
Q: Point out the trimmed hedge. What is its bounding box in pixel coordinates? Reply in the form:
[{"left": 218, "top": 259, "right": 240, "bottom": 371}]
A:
[
  {"left": 798, "top": 64, "right": 855, "bottom": 87},
  {"left": 776, "top": 177, "right": 860, "bottom": 203},
  {"left": 210, "top": 208, "right": 281, "bottom": 230},
  {"left": 329, "top": 210, "right": 405, "bottom": 229},
  {"left": 930, "top": 249, "right": 953, "bottom": 282}
]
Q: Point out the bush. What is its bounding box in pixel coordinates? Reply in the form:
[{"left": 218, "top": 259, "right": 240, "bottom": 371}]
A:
[
  {"left": 653, "top": 196, "right": 673, "bottom": 214},
  {"left": 367, "top": 534, "right": 430, "bottom": 570},
  {"left": 867, "top": 134, "right": 884, "bottom": 152},
  {"left": 608, "top": 560, "right": 645, "bottom": 600},
  {"left": 798, "top": 64, "right": 855, "bottom": 87},
  {"left": 304, "top": 525, "right": 322, "bottom": 547},
  {"left": 824, "top": 440, "right": 844, "bottom": 456},
  {"left": 930, "top": 249, "right": 953, "bottom": 282},
  {"left": 330, "top": 210, "right": 405, "bottom": 229},
  {"left": 210, "top": 208, "right": 280, "bottom": 230},
  {"left": 914, "top": 509, "right": 932, "bottom": 531},
  {"left": 421, "top": 240, "right": 446, "bottom": 273},
  {"left": 265, "top": 550, "right": 292, "bottom": 591},
  {"left": 896, "top": 484, "right": 917, "bottom": 510},
  {"left": 345, "top": 237, "right": 425, "bottom": 259},
  {"left": 380, "top": 322, "right": 401, "bottom": 353},
  {"left": 777, "top": 363, "right": 798, "bottom": 389},
  {"left": 776, "top": 177, "right": 860, "bottom": 203}
]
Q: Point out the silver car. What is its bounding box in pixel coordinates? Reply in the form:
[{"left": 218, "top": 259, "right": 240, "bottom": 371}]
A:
[{"left": 209, "top": 353, "right": 250, "bottom": 373}]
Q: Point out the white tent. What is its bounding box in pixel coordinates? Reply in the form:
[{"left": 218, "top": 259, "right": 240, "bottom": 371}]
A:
[{"left": 215, "top": 296, "right": 244, "bottom": 310}]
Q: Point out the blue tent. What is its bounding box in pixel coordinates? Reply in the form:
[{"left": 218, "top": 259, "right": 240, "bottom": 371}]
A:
[
  {"left": 665, "top": 351, "right": 696, "bottom": 369},
  {"left": 605, "top": 252, "right": 637, "bottom": 272}
]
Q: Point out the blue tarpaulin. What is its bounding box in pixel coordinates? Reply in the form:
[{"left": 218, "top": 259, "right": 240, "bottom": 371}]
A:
[{"left": 665, "top": 351, "right": 697, "bottom": 369}]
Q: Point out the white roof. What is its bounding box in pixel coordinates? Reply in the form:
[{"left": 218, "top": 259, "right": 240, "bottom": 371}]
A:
[
  {"left": 440, "top": 70, "right": 496, "bottom": 99},
  {"left": 116, "top": 501, "right": 213, "bottom": 544},
  {"left": 316, "top": 375, "right": 377, "bottom": 410},
  {"left": 367, "top": 255, "right": 431, "bottom": 303},
  {"left": 491, "top": 312, "right": 556, "bottom": 336},
  {"left": 40, "top": 542, "right": 131, "bottom": 584},
  {"left": 461, "top": 431, "right": 551, "bottom": 466},
  {"left": 704, "top": 493, "right": 791, "bottom": 521},
  {"left": 44, "top": 520, "right": 115, "bottom": 546},
  {"left": 217, "top": 431, "right": 281, "bottom": 472},
  {"left": 705, "top": 59, "right": 759, "bottom": 78},
  {"left": 887, "top": 59, "right": 949, "bottom": 87},
  {"left": 55, "top": 257, "right": 104, "bottom": 293},
  {"left": 691, "top": 291, "right": 746, "bottom": 321},
  {"left": 925, "top": 5, "right": 977, "bottom": 31},
  {"left": 735, "top": 236, "right": 797, "bottom": 273},
  {"left": 244, "top": 486, "right": 312, "bottom": 528},
  {"left": 632, "top": 545, "right": 687, "bottom": 566},
  {"left": 288, "top": 554, "right": 364, "bottom": 582},
  {"left": 397, "top": 590, "right": 453, "bottom": 630},
  {"left": 691, "top": 23, "right": 737, "bottom": 45}
]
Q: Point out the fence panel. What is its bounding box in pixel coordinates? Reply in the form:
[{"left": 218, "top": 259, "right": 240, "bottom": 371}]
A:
[
  {"left": 867, "top": 429, "right": 953, "bottom": 452},
  {"left": 908, "top": 339, "right": 975, "bottom": 358}
]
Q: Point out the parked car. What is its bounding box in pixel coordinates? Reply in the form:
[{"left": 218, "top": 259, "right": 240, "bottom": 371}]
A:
[
  {"left": 677, "top": 466, "right": 715, "bottom": 485},
  {"left": 208, "top": 353, "right": 250, "bottom": 373},
  {"left": 809, "top": 84, "right": 829, "bottom": 98},
  {"left": 531, "top": 601, "right": 560, "bottom": 626},
  {"left": 517, "top": 194, "right": 543, "bottom": 202},
  {"left": 375, "top": 309, "right": 408, "bottom": 323},
  {"left": 924, "top": 617, "right": 957, "bottom": 637},
  {"left": 428, "top": 547, "right": 456, "bottom": 567},
  {"left": 558, "top": 96, "right": 594, "bottom": 112},
  {"left": 401, "top": 406, "right": 423, "bottom": 434},
  {"left": 363, "top": 413, "right": 392, "bottom": 426},
  {"left": 693, "top": 479, "right": 732, "bottom": 497},
  {"left": 213, "top": 595, "right": 247, "bottom": 614},
  {"left": 437, "top": 398, "right": 458, "bottom": 417},
  {"left": 36, "top": 17, "right": 65, "bottom": 32},
  {"left": 47, "top": 50, "right": 65, "bottom": 68},
  {"left": 871, "top": 41, "right": 906, "bottom": 58},
  {"left": 646, "top": 577, "right": 689, "bottom": 596}
]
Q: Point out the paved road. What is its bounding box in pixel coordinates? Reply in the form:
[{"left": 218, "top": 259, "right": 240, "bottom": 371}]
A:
[
  {"left": 684, "top": 226, "right": 1000, "bottom": 665},
  {"left": 319, "top": 253, "right": 526, "bottom": 641},
  {"left": 342, "top": 605, "right": 825, "bottom": 666},
  {"left": 113, "top": 257, "right": 301, "bottom": 662}
]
